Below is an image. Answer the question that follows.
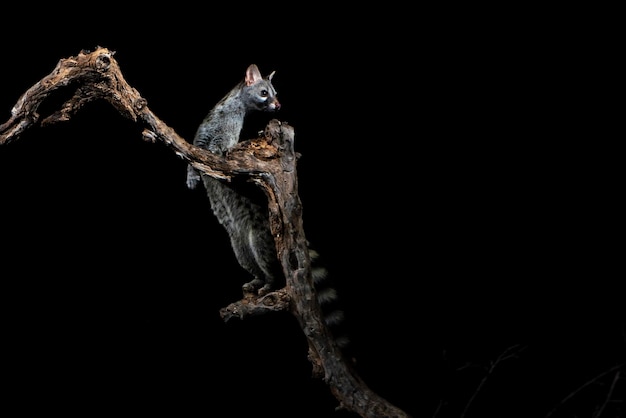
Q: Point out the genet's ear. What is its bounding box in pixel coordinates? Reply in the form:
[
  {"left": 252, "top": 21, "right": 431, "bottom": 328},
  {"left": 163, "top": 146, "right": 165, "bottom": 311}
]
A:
[
  {"left": 245, "top": 64, "right": 263, "bottom": 86},
  {"left": 267, "top": 70, "right": 276, "bottom": 81}
]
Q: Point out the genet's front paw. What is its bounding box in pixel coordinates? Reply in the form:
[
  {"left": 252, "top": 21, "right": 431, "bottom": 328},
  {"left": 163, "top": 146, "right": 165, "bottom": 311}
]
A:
[{"left": 186, "top": 174, "right": 201, "bottom": 189}]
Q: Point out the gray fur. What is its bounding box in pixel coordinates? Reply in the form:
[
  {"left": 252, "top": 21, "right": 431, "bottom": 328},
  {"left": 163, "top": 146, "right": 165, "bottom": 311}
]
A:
[
  {"left": 188, "top": 65, "right": 347, "bottom": 347},
  {"left": 187, "top": 64, "right": 281, "bottom": 295},
  {"left": 186, "top": 64, "right": 280, "bottom": 190}
]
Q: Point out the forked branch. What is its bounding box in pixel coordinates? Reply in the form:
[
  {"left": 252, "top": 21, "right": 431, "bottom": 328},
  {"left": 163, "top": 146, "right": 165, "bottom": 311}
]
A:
[{"left": 0, "top": 47, "right": 410, "bottom": 418}]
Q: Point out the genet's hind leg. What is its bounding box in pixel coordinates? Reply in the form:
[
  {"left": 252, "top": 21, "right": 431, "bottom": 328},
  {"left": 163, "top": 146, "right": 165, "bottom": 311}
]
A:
[
  {"left": 242, "top": 278, "right": 267, "bottom": 295},
  {"left": 247, "top": 230, "right": 281, "bottom": 296},
  {"left": 225, "top": 229, "right": 269, "bottom": 296}
]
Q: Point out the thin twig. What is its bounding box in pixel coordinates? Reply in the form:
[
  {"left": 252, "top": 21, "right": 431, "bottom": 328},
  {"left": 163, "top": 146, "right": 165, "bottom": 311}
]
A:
[
  {"left": 459, "top": 344, "right": 526, "bottom": 418},
  {"left": 545, "top": 363, "right": 625, "bottom": 418},
  {"left": 592, "top": 371, "right": 621, "bottom": 418},
  {"left": 431, "top": 399, "right": 445, "bottom": 418}
]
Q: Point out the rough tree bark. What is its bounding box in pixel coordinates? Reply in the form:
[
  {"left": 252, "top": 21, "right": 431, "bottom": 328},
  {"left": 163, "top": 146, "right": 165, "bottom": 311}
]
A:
[{"left": 0, "top": 47, "right": 411, "bottom": 418}]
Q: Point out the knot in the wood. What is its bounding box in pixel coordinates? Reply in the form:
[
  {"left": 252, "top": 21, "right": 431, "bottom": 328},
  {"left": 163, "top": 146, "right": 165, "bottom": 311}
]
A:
[
  {"left": 95, "top": 53, "right": 112, "bottom": 72},
  {"left": 261, "top": 293, "right": 279, "bottom": 306},
  {"left": 134, "top": 98, "right": 147, "bottom": 111}
]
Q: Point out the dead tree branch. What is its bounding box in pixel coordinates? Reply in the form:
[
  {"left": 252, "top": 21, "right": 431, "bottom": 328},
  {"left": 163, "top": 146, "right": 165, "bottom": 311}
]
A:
[
  {"left": 545, "top": 362, "right": 625, "bottom": 418},
  {"left": 459, "top": 344, "right": 526, "bottom": 418},
  {"left": 0, "top": 47, "right": 410, "bottom": 418}
]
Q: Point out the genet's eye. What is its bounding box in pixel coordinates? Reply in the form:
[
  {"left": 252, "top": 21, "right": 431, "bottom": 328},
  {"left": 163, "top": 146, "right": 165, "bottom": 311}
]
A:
[{"left": 261, "top": 90, "right": 268, "bottom": 97}]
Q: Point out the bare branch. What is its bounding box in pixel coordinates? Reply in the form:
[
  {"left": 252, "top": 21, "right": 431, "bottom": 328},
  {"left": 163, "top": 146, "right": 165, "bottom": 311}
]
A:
[
  {"left": 0, "top": 47, "right": 411, "bottom": 418},
  {"left": 220, "top": 288, "right": 291, "bottom": 322},
  {"left": 460, "top": 344, "right": 527, "bottom": 418},
  {"left": 593, "top": 370, "right": 622, "bottom": 418},
  {"left": 545, "top": 363, "right": 626, "bottom": 418}
]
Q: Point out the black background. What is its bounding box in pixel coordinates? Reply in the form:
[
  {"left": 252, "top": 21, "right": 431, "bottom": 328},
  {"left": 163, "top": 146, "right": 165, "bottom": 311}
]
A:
[{"left": 1, "top": 6, "right": 623, "bottom": 418}]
